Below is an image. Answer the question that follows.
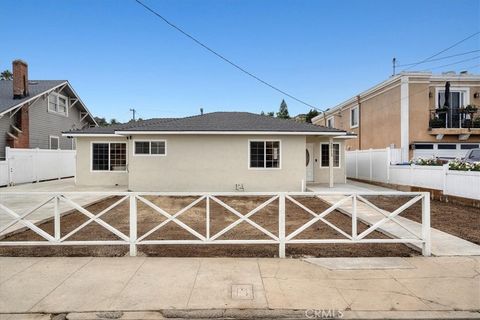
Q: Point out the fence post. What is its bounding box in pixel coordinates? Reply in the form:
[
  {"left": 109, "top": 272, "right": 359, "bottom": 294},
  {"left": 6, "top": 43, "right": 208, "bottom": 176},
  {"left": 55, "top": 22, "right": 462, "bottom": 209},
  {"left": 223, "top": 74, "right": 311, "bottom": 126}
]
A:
[
  {"left": 386, "top": 147, "right": 391, "bottom": 183},
  {"left": 54, "top": 195, "right": 60, "bottom": 241},
  {"left": 442, "top": 164, "right": 448, "bottom": 196},
  {"left": 352, "top": 194, "right": 357, "bottom": 241},
  {"left": 35, "top": 148, "right": 40, "bottom": 183},
  {"left": 129, "top": 195, "right": 137, "bottom": 256},
  {"left": 278, "top": 193, "right": 286, "bottom": 258},
  {"left": 355, "top": 150, "right": 359, "bottom": 179},
  {"left": 6, "top": 147, "right": 12, "bottom": 185},
  {"left": 369, "top": 148, "right": 373, "bottom": 181},
  {"left": 421, "top": 193, "right": 431, "bottom": 256},
  {"left": 206, "top": 195, "right": 210, "bottom": 240}
]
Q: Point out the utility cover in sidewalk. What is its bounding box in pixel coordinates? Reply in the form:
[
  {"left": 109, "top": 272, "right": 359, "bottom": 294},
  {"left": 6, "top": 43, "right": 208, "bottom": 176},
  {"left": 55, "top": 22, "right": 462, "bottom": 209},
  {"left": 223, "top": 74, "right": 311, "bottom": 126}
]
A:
[{"left": 231, "top": 284, "right": 254, "bottom": 300}]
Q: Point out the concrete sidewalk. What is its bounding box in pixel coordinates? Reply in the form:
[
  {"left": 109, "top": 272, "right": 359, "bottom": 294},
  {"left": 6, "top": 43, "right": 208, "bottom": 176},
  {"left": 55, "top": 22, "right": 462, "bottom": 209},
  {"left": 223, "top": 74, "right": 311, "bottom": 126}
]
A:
[{"left": 0, "top": 257, "right": 478, "bottom": 316}]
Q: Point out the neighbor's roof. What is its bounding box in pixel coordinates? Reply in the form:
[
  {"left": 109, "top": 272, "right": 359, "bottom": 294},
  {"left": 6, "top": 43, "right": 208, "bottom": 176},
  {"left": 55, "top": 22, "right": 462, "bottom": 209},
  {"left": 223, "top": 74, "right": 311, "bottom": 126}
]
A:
[
  {"left": 65, "top": 112, "right": 350, "bottom": 136},
  {"left": 0, "top": 80, "right": 65, "bottom": 114}
]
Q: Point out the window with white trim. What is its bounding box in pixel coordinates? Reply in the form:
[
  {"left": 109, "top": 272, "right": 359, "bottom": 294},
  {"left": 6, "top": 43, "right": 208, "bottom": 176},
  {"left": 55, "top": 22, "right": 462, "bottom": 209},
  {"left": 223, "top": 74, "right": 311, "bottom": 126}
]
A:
[
  {"left": 350, "top": 106, "right": 359, "bottom": 128},
  {"left": 320, "top": 143, "right": 340, "bottom": 167},
  {"left": 326, "top": 117, "right": 334, "bottom": 128},
  {"left": 49, "top": 136, "right": 59, "bottom": 150},
  {"left": 92, "top": 142, "right": 126, "bottom": 171},
  {"left": 134, "top": 140, "right": 166, "bottom": 155},
  {"left": 48, "top": 92, "right": 68, "bottom": 116},
  {"left": 249, "top": 140, "right": 280, "bottom": 168}
]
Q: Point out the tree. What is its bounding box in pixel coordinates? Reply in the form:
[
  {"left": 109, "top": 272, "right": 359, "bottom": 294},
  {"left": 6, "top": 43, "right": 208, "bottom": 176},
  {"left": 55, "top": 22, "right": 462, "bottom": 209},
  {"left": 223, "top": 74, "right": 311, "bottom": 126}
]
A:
[
  {"left": 94, "top": 117, "right": 108, "bottom": 127},
  {"left": 0, "top": 70, "right": 13, "bottom": 80},
  {"left": 305, "top": 109, "right": 320, "bottom": 123},
  {"left": 260, "top": 111, "right": 275, "bottom": 117},
  {"left": 110, "top": 118, "right": 120, "bottom": 125},
  {"left": 276, "top": 99, "right": 290, "bottom": 119}
]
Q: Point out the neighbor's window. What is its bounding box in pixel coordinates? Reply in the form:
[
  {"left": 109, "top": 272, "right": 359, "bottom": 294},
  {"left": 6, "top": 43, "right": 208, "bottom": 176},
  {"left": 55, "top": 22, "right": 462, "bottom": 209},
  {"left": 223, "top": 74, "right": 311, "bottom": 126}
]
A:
[
  {"left": 350, "top": 106, "right": 359, "bottom": 128},
  {"left": 48, "top": 92, "right": 68, "bottom": 116},
  {"left": 134, "top": 141, "right": 166, "bottom": 155},
  {"left": 249, "top": 140, "right": 280, "bottom": 169},
  {"left": 326, "top": 117, "right": 334, "bottom": 128},
  {"left": 92, "top": 142, "right": 126, "bottom": 171},
  {"left": 49, "top": 136, "right": 59, "bottom": 150},
  {"left": 321, "top": 143, "right": 340, "bottom": 167}
]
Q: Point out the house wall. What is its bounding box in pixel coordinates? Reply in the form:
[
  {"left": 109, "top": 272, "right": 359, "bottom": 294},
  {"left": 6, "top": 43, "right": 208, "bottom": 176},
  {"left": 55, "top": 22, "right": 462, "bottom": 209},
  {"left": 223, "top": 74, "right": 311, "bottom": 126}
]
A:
[
  {"left": 75, "top": 134, "right": 349, "bottom": 191},
  {"left": 29, "top": 89, "right": 86, "bottom": 150},
  {"left": 0, "top": 116, "right": 11, "bottom": 160},
  {"left": 75, "top": 136, "right": 129, "bottom": 186},
  {"left": 306, "top": 137, "right": 346, "bottom": 184},
  {"left": 127, "top": 134, "right": 306, "bottom": 192}
]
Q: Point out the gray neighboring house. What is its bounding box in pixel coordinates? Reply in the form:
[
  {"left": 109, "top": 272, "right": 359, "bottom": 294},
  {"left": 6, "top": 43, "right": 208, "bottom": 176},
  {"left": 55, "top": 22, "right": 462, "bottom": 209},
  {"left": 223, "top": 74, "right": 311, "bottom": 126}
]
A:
[{"left": 0, "top": 60, "right": 97, "bottom": 159}]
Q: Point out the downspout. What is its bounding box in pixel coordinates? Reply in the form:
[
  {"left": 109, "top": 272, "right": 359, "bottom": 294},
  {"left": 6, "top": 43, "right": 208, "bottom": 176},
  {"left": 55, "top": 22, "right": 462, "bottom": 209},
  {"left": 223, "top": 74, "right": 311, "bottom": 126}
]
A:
[{"left": 356, "top": 95, "right": 361, "bottom": 150}]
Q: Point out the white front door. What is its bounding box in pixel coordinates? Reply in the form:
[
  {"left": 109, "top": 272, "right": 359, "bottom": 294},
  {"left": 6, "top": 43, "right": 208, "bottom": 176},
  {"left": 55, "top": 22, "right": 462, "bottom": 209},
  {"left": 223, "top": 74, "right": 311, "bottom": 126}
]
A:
[{"left": 306, "top": 143, "right": 314, "bottom": 182}]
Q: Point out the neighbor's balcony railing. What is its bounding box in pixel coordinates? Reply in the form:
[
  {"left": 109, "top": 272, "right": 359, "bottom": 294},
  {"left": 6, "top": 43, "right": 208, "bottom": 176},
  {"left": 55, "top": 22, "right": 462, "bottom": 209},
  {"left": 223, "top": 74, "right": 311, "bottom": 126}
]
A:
[{"left": 429, "top": 107, "right": 480, "bottom": 129}]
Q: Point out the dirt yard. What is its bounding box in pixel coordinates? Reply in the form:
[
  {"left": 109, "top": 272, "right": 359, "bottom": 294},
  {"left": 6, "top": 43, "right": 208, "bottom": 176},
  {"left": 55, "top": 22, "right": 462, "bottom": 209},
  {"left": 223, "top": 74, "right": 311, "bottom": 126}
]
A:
[
  {"left": 366, "top": 196, "right": 480, "bottom": 245},
  {"left": 0, "top": 195, "right": 419, "bottom": 257}
]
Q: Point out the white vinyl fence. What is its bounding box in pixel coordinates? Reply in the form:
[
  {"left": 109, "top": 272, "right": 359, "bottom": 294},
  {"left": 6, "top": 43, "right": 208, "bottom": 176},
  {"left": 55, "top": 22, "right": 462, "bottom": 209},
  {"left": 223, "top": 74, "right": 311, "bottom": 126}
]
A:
[
  {"left": 0, "top": 191, "right": 432, "bottom": 257},
  {"left": 347, "top": 148, "right": 480, "bottom": 200},
  {"left": 0, "top": 147, "right": 76, "bottom": 186}
]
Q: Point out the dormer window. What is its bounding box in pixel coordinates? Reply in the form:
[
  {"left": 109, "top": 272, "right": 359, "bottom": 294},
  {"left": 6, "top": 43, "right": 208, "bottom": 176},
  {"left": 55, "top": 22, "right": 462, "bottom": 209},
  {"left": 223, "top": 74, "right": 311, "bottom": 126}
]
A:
[{"left": 48, "top": 92, "right": 68, "bottom": 116}]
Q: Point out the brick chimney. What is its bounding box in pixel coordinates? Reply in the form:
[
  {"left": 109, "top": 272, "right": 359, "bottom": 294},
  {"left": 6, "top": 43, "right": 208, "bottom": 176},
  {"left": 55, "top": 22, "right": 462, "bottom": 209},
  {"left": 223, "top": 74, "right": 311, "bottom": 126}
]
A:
[{"left": 12, "top": 59, "right": 29, "bottom": 99}]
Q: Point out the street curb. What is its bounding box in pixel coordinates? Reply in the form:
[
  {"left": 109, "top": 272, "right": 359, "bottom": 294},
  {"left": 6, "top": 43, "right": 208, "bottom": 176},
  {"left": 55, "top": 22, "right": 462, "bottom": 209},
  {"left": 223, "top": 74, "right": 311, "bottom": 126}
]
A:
[{"left": 2, "top": 309, "right": 477, "bottom": 320}]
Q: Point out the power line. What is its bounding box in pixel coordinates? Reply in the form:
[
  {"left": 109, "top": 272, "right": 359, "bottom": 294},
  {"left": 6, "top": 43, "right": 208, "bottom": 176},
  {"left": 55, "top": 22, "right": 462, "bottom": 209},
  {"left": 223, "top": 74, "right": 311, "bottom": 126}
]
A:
[
  {"left": 428, "top": 55, "right": 480, "bottom": 70},
  {"left": 402, "top": 31, "right": 480, "bottom": 72},
  {"left": 134, "top": 0, "right": 322, "bottom": 111},
  {"left": 397, "top": 49, "right": 480, "bottom": 67}
]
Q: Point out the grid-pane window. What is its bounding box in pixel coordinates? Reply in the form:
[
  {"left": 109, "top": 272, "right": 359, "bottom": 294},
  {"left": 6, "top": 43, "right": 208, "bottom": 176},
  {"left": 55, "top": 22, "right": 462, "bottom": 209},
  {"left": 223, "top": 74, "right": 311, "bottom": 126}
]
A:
[
  {"left": 92, "top": 143, "right": 126, "bottom": 171},
  {"left": 265, "top": 141, "right": 280, "bottom": 168},
  {"left": 110, "top": 143, "right": 126, "bottom": 171},
  {"left": 134, "top": 141, "right": 166, "bottom": 155},
  {"left": 92, "top": 143, "right": 109, "bottom": 171},
  {"left": 48, "top": 93, "right": 68, "bottom": 116},
  {"left": 250, "top": 141, "right": 265, "bottom": 168},
  {"left": 321, "top": 143, "right": 340, "bottom": 167},
  {"left": 135, "top": 141, "right": 150, "bottom": 154},
  {"left": 151, "top": 141, "right": 166, "bottom": 155}
]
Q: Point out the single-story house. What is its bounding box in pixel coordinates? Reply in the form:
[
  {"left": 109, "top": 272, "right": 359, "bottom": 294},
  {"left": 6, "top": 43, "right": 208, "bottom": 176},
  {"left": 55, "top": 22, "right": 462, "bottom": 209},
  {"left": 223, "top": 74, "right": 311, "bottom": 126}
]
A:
[{"left": 64, "top": 112, "right": 355, "bottom": 191}]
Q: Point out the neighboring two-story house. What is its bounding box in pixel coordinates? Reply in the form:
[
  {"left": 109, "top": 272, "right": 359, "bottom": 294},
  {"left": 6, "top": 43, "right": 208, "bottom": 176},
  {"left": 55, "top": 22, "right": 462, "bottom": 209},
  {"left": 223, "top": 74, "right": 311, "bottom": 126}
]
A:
[
  {"left": 312, "top": 72, "right": 480, "bottom": 161},
  {"left": 0, "top": 60, "right": 97, "bottom": 160}
]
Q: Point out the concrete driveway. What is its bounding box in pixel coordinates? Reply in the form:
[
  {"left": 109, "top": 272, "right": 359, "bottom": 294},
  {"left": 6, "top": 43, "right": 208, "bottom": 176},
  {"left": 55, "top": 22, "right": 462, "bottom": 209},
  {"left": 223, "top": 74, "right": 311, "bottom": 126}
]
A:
[{"left": 0, "top": 178, "right": 126, "bottom": 236}]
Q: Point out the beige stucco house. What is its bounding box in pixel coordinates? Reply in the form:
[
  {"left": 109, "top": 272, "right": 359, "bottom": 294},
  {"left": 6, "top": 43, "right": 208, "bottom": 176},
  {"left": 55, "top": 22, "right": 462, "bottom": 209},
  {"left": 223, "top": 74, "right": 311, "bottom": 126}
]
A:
[
  {"left": 64, "top": 112, "right": 354, "bottom": 191},
  {"left": 312, "top": 72, "right": 480, "bottom": 161}
]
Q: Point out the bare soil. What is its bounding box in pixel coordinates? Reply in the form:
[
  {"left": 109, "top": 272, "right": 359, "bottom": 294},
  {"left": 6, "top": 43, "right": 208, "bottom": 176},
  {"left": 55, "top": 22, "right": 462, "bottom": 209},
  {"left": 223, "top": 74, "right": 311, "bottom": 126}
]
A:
[
  {"left": 365, "top": 196, "right": 480, "bottom": 245},
  {"left": 0, "top": 196, "right": 418, "bottom": 257}
]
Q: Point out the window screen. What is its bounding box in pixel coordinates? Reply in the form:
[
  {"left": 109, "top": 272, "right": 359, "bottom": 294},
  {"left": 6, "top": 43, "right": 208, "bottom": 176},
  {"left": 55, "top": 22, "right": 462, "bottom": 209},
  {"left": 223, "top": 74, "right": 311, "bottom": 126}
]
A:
[
  {"left": 151, "top": 141, "right": 166, "bottom": 155},
  {"left": 92, "top": 143, "right": 126, "bottom": 171},
  {"left": 135, "top": 141, "right": 150, "bottom": 154},
  {"left": 250, "top": 141, "right": 280, "bottom": 168},
  {"left": 50, "top": 136, "right": 59, "bottom": 150},
  {"left": 110, "top": 143, "right": 126, "bottom": 171},
  {"left": 92, "top": 143, "right": 109, "bottom": 171}
]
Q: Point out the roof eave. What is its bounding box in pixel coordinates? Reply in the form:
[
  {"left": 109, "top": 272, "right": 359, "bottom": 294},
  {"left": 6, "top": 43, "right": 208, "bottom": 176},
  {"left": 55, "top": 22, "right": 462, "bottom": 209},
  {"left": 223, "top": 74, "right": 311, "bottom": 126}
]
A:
[{"left": 114, "top": 130, "right": 347, "bottom": 136}]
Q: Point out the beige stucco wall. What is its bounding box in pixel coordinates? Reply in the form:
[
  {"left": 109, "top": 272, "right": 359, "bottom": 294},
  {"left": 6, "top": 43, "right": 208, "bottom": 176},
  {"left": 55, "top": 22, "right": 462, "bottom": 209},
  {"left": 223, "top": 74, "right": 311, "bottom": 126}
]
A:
[
  {"left": 75, "top": 134, "right": 347, "bottom": 191},
  {"left": 306, "top": 137, "right": 346, "bottom": 184},
  {"left": 75, "top": 136, "right": 129, "bottom": 186},
  {"left": 127, "top": 134, "right": 307, "bottom": 192}
]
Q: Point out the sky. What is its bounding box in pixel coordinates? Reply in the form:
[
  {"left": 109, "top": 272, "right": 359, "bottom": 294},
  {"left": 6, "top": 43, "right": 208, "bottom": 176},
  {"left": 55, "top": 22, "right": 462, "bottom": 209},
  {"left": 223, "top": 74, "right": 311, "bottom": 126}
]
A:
[{"left": 1, "top": 0, "right": 479, "bottom": 122}]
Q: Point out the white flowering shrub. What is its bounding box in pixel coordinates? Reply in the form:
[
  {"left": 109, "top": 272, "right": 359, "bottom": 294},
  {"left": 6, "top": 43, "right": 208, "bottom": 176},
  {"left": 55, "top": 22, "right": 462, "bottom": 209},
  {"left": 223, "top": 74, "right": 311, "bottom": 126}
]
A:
[
  {"left": 448, "top": 159, "right": 480, "bottom": 172},
  {"left": 409, "top": 157, "right": 443, "bottom": 166}
]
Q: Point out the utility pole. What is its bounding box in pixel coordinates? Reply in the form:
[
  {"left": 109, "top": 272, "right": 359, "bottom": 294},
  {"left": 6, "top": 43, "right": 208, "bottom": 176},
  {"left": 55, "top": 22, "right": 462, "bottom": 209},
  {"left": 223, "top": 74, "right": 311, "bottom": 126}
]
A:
[
  {"left": 392, "top": 57, "right": 397, "bottom": 76},
  {"left": 129, "top": 108, "right": 136, "bottom": 121}
]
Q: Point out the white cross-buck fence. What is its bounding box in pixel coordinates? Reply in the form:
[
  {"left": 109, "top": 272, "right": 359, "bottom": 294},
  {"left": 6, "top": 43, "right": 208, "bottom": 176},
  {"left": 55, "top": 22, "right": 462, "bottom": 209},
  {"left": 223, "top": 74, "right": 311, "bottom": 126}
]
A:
[{"left": 0, "top": 191, "right": 431, "bottom": 257}]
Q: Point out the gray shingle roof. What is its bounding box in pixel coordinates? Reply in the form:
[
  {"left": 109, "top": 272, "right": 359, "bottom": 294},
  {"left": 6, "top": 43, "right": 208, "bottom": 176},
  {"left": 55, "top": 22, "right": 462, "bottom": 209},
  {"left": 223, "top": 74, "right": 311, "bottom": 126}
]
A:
[
  {"left": 0, "top": 80, "right": 66, "bottom": 113},
  {"left": 65, "top": 112, "right": 346, "bottom": 134}
]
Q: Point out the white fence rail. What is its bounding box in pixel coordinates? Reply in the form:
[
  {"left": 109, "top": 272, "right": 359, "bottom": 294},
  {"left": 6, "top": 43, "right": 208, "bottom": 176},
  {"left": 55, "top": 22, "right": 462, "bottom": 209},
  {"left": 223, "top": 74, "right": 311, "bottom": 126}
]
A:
[
  {"left": 346, "top": 148, "right": 480, "bottom": 200},
  {"left": 0, "top": 147, "right": 76, "bottom": 186},
  {"left": 0, "top": 191, "right": 431, "bottom": 257}
]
